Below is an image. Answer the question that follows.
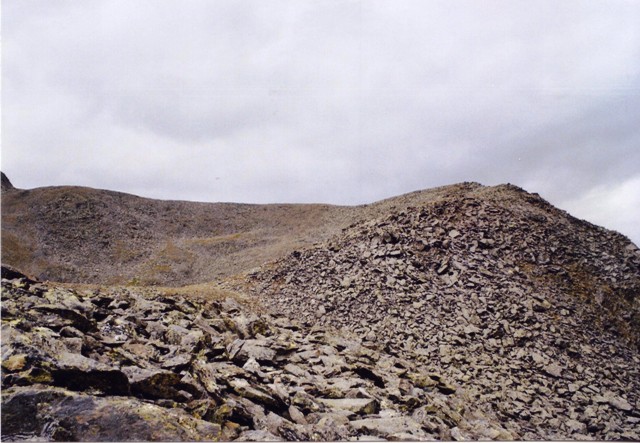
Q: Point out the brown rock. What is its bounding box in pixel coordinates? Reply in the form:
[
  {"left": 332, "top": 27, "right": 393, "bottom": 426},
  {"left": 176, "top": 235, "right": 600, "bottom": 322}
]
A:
[{"left": 2, "top": 354, "right": 28, "bottom": 372}]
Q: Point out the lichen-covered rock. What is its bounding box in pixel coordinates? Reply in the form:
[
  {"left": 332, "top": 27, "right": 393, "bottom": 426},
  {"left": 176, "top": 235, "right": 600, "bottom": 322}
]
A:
[
  {"left": 1, "top": 386, "right": 221, "bottom": 441},
  {"left": 122, "top": 366, "right": 189, "bottom": 401}
]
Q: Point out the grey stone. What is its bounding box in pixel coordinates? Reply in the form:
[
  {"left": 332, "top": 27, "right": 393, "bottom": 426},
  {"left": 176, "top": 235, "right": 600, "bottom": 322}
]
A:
[
  {"left": 544, "top": 363, "right": 563, "bottom": 378},
  {"left": 288, "top": 405, "right": 308, "bottom": 425},
  {"left": 229, "top": 378, "right": 283, "bottom": 409},
  {"left": 228, "top": 339, "right": 277, "bottom": 365},
  {"left": 609, "top": 396, "right": 633, "bottom": 412},
  {"left": 566, "top": 419, "right": 587, "bottom": 434}
]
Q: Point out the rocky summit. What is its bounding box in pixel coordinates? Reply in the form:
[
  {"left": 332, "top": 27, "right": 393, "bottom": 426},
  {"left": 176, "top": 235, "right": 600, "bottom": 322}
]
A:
[
  {"left": 242, "top": 183, "right": 640, "bottom": 440},
  {"left": 2, "top": 175, "right": 640, "bottom": 441}
]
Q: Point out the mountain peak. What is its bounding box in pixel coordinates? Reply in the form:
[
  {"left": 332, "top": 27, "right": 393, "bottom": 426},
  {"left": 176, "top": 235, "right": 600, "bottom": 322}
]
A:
[
  {"left": 1, "top": 178, "right": 639, "bottom": 440},
  {"left": 1, "top": 172, "right": 15, "bottom": 192}
]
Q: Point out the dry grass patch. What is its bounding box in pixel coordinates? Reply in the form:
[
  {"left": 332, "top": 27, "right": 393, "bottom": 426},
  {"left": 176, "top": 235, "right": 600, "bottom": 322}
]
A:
[
  {"left": 1, "top": 232, "right": 34, "bottom": 270},
  {"left": 184, "top": 232, "right": 246, "bottom": 246}
]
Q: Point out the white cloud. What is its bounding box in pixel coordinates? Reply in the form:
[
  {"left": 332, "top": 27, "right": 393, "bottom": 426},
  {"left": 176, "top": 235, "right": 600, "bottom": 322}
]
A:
[
  {"left": 2, "top": 0, "right": 640, "bottom": 242},
  {"left": 560, "top": 176, "right": 640, "bottom": 246}
]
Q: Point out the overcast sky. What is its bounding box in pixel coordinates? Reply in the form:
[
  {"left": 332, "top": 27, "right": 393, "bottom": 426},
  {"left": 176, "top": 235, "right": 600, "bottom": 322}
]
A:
[{"left": 2, "top": 0, "right": 640, "bottom": 245}]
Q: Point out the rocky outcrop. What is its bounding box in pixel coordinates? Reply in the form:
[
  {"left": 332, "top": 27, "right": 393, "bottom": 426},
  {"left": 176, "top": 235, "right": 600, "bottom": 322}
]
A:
[
  {"left": 246, "top": 185, "right": 640, "bottom": 440},
  {"left": 2, "top": 267, "right": 515, "bottom": 441},
  {"left": 1, "top": 171, "right": 15, "bottom": 192}
]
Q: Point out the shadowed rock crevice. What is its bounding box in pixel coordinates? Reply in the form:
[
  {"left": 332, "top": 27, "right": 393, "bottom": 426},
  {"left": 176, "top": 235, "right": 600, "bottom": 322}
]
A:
[{"left": 51, "top": 367, "right": 130, "bottom": 395}]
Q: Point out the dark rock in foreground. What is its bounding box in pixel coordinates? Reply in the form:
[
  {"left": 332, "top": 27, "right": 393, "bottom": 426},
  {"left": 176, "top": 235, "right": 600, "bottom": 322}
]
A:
[{"left": 2, "top": 386, "right": 222, "bottom": 441}]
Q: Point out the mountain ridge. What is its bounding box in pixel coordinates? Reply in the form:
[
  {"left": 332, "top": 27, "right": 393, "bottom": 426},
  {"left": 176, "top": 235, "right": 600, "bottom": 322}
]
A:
[
  {"left": 3, "top": 174, "right": 554, "bottom": 286},
  {"left": 2, "top": 172, "right": 640, "bottom": 440}
]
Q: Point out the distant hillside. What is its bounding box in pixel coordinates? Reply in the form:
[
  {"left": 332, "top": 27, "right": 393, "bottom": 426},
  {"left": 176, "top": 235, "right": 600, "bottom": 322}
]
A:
[
  {"left": 1, "top": 178, "right": 355, "bottom": 285},
  {"left": 1, "top": 174, "right": 493, "bottom": 286}
]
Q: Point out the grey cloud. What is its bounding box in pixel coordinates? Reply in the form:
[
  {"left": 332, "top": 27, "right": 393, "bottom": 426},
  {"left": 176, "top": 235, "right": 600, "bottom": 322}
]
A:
[{"left": 2, "top": 0, "right": 640, "bottom": 244}]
